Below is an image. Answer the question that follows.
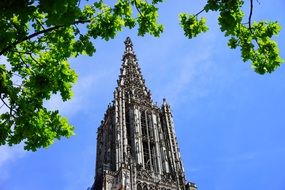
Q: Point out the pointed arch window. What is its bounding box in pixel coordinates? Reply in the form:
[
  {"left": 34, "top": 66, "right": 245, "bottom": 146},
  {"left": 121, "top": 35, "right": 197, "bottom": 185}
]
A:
[
  {"left": 137, "top": 184, "right": 142, "bottom": 190},
  {"left": 125, "top": 108, "right": 131, "bottom": 147},
  {"left": 141, "top": 111, "right": 147, "bottom": 137},
  {"left": 147, "top": 113, "right": 154, "bottom": 139}
]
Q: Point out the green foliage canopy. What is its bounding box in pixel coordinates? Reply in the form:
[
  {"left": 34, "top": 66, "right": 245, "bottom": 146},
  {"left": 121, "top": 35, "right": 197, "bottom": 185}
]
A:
[
  {"left": 0, "top": 0, "right": 283, "bottom": 151},
  {"left": 180, "top": 0, "right": 283, "bottom": 74},
  {"left": 0, "top": 0, "right": 163, "bottom": 151}
]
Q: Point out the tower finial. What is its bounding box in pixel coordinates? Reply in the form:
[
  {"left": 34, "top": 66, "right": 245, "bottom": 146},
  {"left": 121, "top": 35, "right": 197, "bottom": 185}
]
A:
[
  {"left": 124, "top": 37, "right": 134, "bottom": 54},
  {"left": 124, "top": 36, "right": 133, "bottom": 46}
]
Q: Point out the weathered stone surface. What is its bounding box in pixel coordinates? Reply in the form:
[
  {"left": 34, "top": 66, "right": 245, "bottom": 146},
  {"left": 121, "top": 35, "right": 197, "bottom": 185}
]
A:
[{"left": 91, "top": 37, "right": 197, "bottom": 190}]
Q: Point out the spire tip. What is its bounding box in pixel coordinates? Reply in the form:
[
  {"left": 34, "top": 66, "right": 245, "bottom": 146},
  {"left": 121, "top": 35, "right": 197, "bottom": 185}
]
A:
[
  {"left": 124, "top": 36, "right": 134, "bottom": 54},
  {"left": 124, "top": 37, "right": 133, "bottom": 46}
]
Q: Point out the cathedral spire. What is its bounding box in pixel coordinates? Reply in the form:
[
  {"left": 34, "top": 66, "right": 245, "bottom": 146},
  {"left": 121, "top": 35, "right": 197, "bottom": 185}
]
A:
[
  {"left": 117, "top": 37, "right": 152, "bottom": 105},
  {"left": 91, "top": 38, "right": 197, "bottom": 190}
]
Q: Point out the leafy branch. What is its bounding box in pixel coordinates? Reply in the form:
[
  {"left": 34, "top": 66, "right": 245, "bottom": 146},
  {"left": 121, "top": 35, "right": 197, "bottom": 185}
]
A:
[
  {"left": 0, "top": 0, "right": 164, "bottom": 151},
  {"left": 0, "top": 19, "right": 91, "bottom": 56},
  {"left": 180, "top": 0, "right": 283, "bottom": 74}
]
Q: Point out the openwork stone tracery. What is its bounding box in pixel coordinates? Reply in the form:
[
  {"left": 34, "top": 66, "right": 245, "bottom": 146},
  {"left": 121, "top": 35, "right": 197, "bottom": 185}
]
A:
[{"left": 91, "top": 37, "right": 197, "bottom": 190}]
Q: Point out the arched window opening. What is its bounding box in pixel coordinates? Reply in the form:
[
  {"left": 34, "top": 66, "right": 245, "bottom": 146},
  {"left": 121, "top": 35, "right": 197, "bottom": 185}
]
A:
[
  {"left": 137, "top": 184, "right": 142, "bottom": 190},
  {"left": 125, "top": 108, "right": 132, "bottom": 147},
  {"left": 143, "top": 185, "right": 148, "bottom": 190},
  {"left": 141, "top": 111, "right": 147, "bottom": 137},
  {"left": 143, "top": 141, "right": 150, "bottom": 170},
  {"left": 147, "top": 113, "right": 154, "bottom": 139}
]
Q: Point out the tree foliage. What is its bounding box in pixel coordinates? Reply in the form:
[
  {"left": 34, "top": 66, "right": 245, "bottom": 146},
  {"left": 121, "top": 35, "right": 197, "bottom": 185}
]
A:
[
  {"left": 180, "top": 0, "right": 283, "bottom": 74},
  {"left": 0, "top": 0, "right": 283, "bottom": 151}
]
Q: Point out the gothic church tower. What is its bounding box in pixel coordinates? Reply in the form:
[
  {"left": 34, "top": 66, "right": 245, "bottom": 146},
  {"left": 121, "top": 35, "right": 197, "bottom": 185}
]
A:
[{"left": 91, "top": 37, "right": 197, "bottom": 190}]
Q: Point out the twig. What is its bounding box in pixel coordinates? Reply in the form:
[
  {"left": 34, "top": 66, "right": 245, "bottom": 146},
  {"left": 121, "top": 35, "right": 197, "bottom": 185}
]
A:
[
  {"left": 248, "top": 0, "right": 253, "bottom": 33},
  {"left": 36, "top": 18, "right": 46, "bottom": 30},
  {"left": 11, "top": 50, "right": 32, "bottom": 54},
  {"left": 27, "top": 52, "right": 39, "bottom": 64},
  {"left": 0, "top": 96, "right": 12, "bottom": 111},
  {"left": 74, "top": 24, "right": 82, "bottom": 36},
  {"left": 19, "top": 55, "right": 30, "bottom": 68},
  {"left": 195, "top": 8, "right": 205, "bottom": 17},
  {"left": 1, "top": 96, "right": 17, "bottom": 116},
  {"left": 134, "top": 0, "right": 143, "bottom": 16}
]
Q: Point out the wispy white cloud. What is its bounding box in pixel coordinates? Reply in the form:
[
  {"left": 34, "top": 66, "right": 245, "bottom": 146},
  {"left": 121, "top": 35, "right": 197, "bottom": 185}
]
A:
[
  {"left": 0, "top": 144, "right": 26, "bottom": 182},
  {"left": 44, "top": 68, "right": 114, "bottom": 117},
  {"left": 155, "top": 35, "right": 218, "bottom": 107}
]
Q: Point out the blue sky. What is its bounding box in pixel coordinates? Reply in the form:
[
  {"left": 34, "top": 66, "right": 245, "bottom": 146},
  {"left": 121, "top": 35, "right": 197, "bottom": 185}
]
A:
[{"left": 1, "top": 0, "right": 285, "bottom": 190}]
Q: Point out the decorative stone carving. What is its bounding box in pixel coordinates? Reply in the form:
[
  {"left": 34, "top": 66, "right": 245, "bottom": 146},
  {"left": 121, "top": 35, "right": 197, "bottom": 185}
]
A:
[{"left": 91, "top": 37, "right": 197, "bottom": 190}]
